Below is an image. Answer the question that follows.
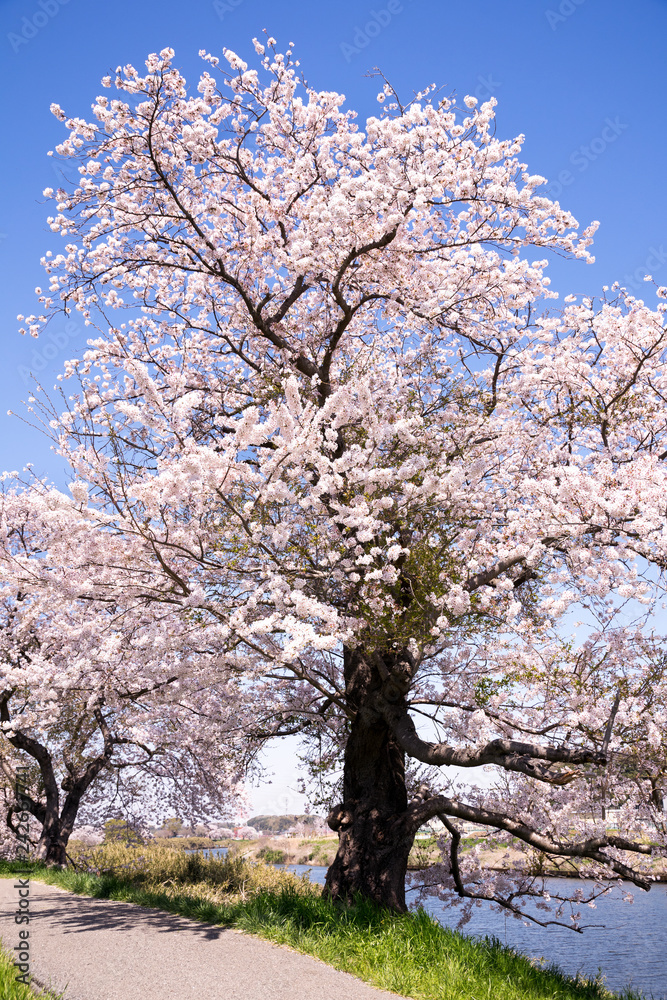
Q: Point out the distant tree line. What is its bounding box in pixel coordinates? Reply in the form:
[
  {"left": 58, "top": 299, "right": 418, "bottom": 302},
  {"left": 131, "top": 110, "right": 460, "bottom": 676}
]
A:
[{"left": 248, "top": 815, "right": 320, "bottom": 834}]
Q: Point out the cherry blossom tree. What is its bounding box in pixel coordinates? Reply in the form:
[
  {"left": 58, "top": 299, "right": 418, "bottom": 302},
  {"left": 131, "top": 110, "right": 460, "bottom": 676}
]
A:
[
  {"left": 0, "top": 488, "right": 248, "bottom": 864},
  {"left": 17, "top": 39, "right": 667, "bottom": 918},
  {"left": 69, "top": 825, "right": 104, "bottom": 846}
]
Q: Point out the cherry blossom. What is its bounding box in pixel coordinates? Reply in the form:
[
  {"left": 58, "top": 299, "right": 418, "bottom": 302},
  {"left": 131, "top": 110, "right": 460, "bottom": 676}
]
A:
[
  {"left": 14, "top": 40, "right": 667, "bottom": 917},
  {"left": 0, "top": 486, "right": 247, "bottom": 864}
]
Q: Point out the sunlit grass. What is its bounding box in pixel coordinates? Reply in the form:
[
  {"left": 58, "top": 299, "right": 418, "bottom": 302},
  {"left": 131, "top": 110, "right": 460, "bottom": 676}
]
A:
[{"left": 0, "top": 940, "right": 62, "bottom": 999}]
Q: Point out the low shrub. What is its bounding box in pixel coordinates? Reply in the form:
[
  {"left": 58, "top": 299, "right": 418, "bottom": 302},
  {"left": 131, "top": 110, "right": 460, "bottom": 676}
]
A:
[
  {"left": 257, "top": 847, "right": 287, "bottom": 865},
  {"left": 65, "top": 842, "right": 315, "bottom": 901}
]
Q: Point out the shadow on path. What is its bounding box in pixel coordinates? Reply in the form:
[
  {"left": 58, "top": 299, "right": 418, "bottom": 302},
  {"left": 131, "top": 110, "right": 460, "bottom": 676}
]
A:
[{"left": 0, "top": 878, "right": 403, "bottom": 1000}]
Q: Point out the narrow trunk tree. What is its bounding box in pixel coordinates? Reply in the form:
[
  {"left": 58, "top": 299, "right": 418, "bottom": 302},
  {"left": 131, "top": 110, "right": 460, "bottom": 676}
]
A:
[{"left": 3, "top": 714, "right": 114, "bottom": 865}]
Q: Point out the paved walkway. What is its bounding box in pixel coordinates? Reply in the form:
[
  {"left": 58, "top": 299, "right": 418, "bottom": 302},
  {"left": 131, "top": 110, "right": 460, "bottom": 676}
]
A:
[{"left": 0, "top": 879, "right": 404, "bottom": 1000}]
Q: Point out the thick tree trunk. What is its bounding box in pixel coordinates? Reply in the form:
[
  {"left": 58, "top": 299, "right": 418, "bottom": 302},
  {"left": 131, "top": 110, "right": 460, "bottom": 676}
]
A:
[
  {"left": 36, "top": 824, "right": 69, "bottom": 866},
  {"left": 324, "top": 647, "right": 415, "bottom": 911}
]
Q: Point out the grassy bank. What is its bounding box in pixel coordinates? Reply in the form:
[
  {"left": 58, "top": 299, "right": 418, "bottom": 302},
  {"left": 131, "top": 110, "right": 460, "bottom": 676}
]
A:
[{"left": 0, "top": 847, "right": 647, "bottom": 1000}]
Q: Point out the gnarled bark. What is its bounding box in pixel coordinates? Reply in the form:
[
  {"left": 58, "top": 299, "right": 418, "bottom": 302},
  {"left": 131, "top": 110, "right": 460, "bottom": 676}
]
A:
[
  {"left": 321, "top": 644, "right": 656, "bottom": 912},
  {"left": 324, "top": 646, "right": 414, "bottom": 911}
]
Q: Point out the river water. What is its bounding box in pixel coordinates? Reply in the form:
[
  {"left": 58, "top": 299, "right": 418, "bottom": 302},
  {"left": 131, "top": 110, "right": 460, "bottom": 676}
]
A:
[
  {"left": 199, "top": 849, "right": 664, "bottom": 997},
  {"left": 291, "top": 865, "right": 665, "bottom": 999}
]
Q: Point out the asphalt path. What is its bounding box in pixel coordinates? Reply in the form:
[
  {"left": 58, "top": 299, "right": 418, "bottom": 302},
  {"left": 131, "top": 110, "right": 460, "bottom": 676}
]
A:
[{"left": 0, "top": 878, "right": 405, "bottom": 1000}]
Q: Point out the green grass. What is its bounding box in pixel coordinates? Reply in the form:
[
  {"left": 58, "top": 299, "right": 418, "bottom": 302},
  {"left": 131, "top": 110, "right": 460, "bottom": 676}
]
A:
[
  {"left": 0, "top": 940, "right": 62, "bottom": 1000},
  {"left": 0, "top": 944, "right": 35, "bottom": 1000},
  {"left": 256, "top": 846, "right": 288, "bottom": 864},
  {"left": 0, "top": 852, "right": 648, "bottom": 1000}
]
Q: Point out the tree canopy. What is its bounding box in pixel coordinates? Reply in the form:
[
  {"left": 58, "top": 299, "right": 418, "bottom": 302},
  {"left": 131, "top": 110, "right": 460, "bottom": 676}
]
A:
[
  {"left": 8, "top": 38, "right": 667, "bottom": 923},
  {"left": 0, "top": 490, "right": 247, "bottom": 863}
]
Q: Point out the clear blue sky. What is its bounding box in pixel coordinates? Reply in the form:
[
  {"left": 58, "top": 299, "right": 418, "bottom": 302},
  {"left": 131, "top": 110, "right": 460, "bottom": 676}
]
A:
[{"left": 1, "top": 0, "right": 666, "bottom": 813}]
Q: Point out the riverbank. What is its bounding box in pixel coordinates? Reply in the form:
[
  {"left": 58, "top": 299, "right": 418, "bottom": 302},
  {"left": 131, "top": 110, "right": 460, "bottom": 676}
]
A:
[
  {"left": 156, "top": 833, "right": 667, "bottom": 883},
  {"left": 0, "top": 851, "right": 647, "bottom": 1000}
]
